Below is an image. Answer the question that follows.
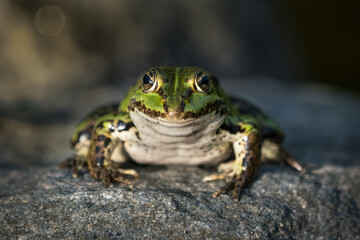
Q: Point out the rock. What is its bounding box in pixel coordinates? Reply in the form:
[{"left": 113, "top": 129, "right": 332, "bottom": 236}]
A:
[{"left": 0, "top": 79, "right": 359, "bottom": 239}]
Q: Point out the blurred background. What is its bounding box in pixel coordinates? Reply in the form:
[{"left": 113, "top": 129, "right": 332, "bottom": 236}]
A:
[{"left": 0, "top": 0, "right": 359, "bottom": 168}]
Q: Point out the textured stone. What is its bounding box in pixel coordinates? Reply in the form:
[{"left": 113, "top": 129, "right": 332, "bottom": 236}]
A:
[{"left": 0, "top": 79, "right": 359, "bottom": 239}]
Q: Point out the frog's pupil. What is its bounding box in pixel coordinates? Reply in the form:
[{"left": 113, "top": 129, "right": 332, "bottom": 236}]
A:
[
  {"left": 143, "top": 74, "right": 154, "bottom": 90},
  {"left": 195, "top": 74, "right": 210, "bottom": 92},
  {"left": 143, "top": 74, "right": 153, "bottom": 85},
  {"left": 199, "top": 75, "right": 209, "bottom": 85}
]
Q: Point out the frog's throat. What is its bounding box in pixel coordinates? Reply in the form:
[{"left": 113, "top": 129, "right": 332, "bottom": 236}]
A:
[{"left": 129, "top": 109, "right": 226, "bottom": 139}]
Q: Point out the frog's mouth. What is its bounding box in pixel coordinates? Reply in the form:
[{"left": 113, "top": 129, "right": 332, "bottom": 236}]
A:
[
  {"left": 133, "top": 108, "right": 220, "bottom": 127},
  {"left": 129, "top": 98, "right": 226, "bottom": 122}
]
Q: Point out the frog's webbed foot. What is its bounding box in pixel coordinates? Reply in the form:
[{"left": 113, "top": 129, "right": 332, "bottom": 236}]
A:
[
  {"left": 59, "top": 156, "right": 87, "bottom": 178},
  {"left": 213, "top": 174, "right": 247, "bottom": 201},
  {"left": 91, "top": 166, "right": 138, "bottom": 189},
  {"left": 203, "top": 160, "right": 254, "bottom": 202}
]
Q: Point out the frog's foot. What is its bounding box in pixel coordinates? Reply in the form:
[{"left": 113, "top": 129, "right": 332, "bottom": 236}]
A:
[
  {"left": 59, "top": 156, "right": 87, "bottom": 178},
  {"left": 213, "top": 166, "right": 253, "bottom": 202},
  {"left": 110, "top": 168, "right": 139, "bottom": 189},
  {"left": 91, "top": 167, "right": 138, "bottom": 189},
  {"left": 204, "top": 172, "right": 247, "bottom": 201},
  {"left": 202, "top": 161, "right": 249, "bottom": 202},
  {"left": 213, "top": 175, "right": 246, "bottom": 202}
]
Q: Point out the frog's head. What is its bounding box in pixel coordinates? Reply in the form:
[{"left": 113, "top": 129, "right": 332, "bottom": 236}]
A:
[{"left": 125, "top": 66, "right": 227, "bottom": 124}]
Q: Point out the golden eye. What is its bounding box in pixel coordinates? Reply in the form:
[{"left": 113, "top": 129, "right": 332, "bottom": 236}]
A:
[
  {"left": 142, "top": 72, "right": 157, "bottom": 92},
  {"left": 194, "top": 72, "right": 210, "bottom": 93}
]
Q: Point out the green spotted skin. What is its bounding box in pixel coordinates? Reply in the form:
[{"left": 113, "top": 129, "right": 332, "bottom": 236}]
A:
[{"left": 66, "top": 66, "right": 298, "bottom": 202}]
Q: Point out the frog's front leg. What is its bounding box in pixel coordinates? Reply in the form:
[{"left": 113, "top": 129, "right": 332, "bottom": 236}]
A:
[
  {"left": 203, "top": 119, "right": 261, "bottom": 202},
  {"left": 60, "top": 102, "right": 121, "bottom": 178},
  {"left": 88, "top": 115, "right": 138, "bottom": 188}
]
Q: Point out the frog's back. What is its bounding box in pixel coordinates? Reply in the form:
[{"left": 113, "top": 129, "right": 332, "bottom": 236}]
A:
[{"left": 230, "top": 96, "right": 284, "bottom": 143}]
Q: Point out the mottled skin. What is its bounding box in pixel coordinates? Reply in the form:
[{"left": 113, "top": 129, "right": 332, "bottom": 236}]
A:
[{"left": 62, "top": 66, "right": 302, "bottom": 202}]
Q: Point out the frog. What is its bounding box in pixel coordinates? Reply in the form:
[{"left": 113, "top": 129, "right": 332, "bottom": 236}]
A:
[{"left": 61, "top": 66, "right": 302, "bottom": 202}]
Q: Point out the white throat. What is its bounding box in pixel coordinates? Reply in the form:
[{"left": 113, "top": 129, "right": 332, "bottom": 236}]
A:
[
  {"left": 129, "top": 109, "right": 225, "bottom": 144},
  {"left": 121, "top": 109, "right": 232, "bottom": 165}
]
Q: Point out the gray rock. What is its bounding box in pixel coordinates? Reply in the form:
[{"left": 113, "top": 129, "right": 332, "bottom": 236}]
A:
[{"left": 1, "top": 79, "right": 360, "bottom": 239}]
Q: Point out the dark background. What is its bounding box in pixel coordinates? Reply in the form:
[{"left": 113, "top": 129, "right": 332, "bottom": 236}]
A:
[
  {"left": 1, "top": 0, "right": 359, "bottom": 94},
  {"left": 0, "top": 0, "right": 359, "bottom": 167}
]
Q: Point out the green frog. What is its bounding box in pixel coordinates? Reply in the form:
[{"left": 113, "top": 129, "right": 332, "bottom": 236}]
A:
[{"left": 62, "top": 66, "right": 302, "bottom": 202}]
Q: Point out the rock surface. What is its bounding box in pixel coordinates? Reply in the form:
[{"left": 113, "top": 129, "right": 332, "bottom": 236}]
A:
[{"left": 1, "top": 79, "right": 359, "bottom": 239}]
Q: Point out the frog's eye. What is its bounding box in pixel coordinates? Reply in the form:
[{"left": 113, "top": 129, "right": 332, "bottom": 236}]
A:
[
  {"left": 194, "top": 72, "right": 210, "bottom": 93},
  {"left": 142, "top": 72, "right": 157, "bottom": 92}
]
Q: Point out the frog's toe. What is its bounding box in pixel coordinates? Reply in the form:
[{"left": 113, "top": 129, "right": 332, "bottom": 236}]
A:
[
  {"left": 212, "top": 175, "right": 247, "bottom": 202},
  {"left": 91, "top": 167, "right": 111, "bottom": 187},
  {"left": 202, "top": 173, "right": 227, "bottom": 182},
  {"left": 110, "top": 169, "right": 138, "bottom": 189},
  {"left": 285, "top": 155, "right": 304, "bottom": 173},
  {"left": 202, "top": 161, "right": 235, "bottom": 182},
  {"left": 203, "top": 169, "right": 243, "bottom": 200},
  {"left": 233, "top": 175, "right": 247, "bottom": 202},
  {"left": 212, "top": 176, "right": 236, "bottom": 198}
]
